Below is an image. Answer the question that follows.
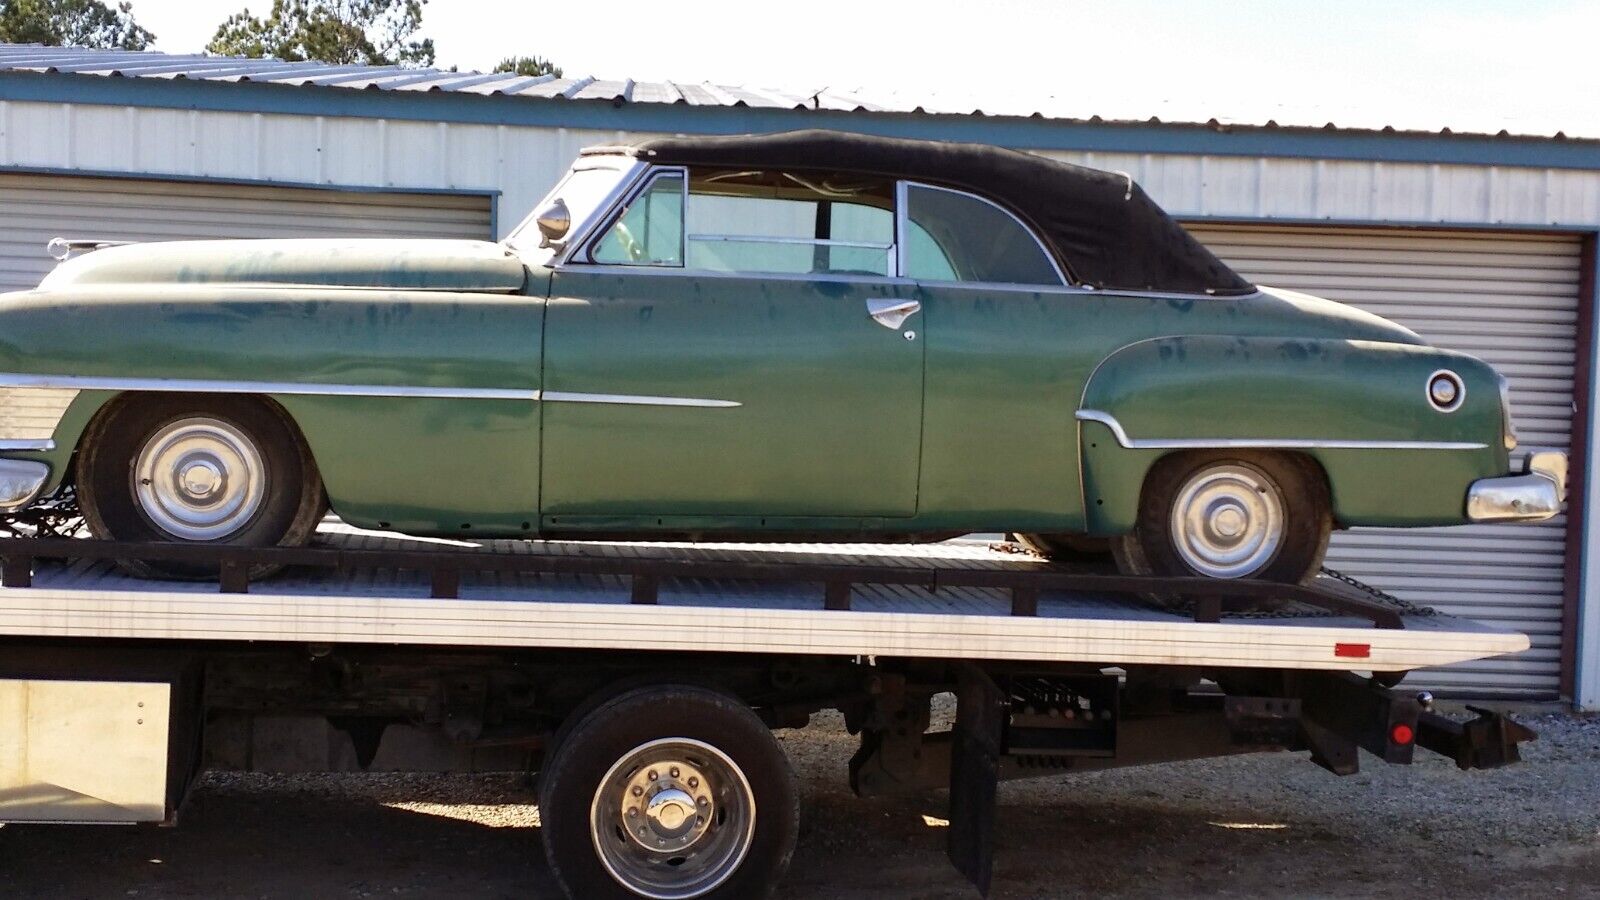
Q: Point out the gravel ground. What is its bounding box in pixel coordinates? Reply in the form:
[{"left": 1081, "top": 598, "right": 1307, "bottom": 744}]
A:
[{"left": 2, "top": 709, "right": 1598, "bottom": 899}]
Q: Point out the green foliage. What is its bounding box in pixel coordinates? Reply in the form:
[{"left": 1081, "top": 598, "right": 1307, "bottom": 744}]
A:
[
  {"left": 207, "top": 0, "right": 435, "bottom": 67},
  {"left": 494, "top": 55, "right": 562, "bottom": 78},
  {"left": 0, "top": 0, "right": 154, "bottom": 49}
]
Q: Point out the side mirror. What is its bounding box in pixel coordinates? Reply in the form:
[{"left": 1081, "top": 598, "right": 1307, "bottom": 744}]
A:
[{"left": 536, "top": 197, "right": 571, "bottom": 248}]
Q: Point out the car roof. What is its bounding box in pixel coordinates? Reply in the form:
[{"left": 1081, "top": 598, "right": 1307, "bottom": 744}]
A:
[{"left": 613, "top": 129, "right": 1252, "bottom": 295}]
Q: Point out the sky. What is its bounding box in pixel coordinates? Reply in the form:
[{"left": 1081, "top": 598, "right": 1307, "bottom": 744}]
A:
[{"left": 118, "top": 0, "right": 1600, "bottom": 138}]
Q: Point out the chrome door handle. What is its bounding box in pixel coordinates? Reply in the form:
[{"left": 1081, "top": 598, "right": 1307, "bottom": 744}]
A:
[{"left": 867, "top": 298, "right": 921, "bottom": 330}]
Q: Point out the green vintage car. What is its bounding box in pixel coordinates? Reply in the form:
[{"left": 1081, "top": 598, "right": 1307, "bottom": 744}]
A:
[{"left": 0, "top": 130, "right": 1567, "bottom": 585}]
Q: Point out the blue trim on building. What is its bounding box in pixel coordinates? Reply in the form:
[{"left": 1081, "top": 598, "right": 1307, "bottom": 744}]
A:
[
  {"left": 4, "top": 72, "right": 1600, "bottom": 171},
  {"left": 0, "top": 162, "right": 501, "bottom": 199}
]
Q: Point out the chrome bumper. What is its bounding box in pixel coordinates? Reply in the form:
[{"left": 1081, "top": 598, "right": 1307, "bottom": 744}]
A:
[
  {"left": 0, "top": 458, "right": 49, "bottom": 511},
  {"left": 1466, "top": 449, "right": 1567, "bottom": 523}
]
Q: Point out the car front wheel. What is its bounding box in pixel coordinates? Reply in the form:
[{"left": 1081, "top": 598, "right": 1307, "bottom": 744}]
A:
[
  {"left": 77, "top": 394, "right": 324, "bottom": 578},
  {"left": 1112, "top": 451, "right": 1331, "bottom": 606}
]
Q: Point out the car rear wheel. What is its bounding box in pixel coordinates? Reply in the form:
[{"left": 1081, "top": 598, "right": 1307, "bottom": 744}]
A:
[
  {"left": 1112, "top": 451, "right": 1331, "bottom": 609},
  {"left": 77, "top": 394, "right": 324, "bottom": 578}
]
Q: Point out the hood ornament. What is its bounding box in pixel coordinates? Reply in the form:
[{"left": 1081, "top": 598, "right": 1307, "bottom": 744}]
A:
[{"left": 46, "top": 237, "right": 134, "bottom": 262}]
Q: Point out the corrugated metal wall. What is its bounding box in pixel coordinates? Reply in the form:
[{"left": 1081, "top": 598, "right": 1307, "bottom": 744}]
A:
[
  {"left": 1189, "top": 224, "right": 1581, "bottom": 697},
  {"left": 0, "top": 173, "right": 492, "bottom": 292}
]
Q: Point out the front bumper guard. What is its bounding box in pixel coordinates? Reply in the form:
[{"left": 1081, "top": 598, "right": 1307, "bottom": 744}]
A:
[
  {"left": 0, "top": 459, "right": 49, "bottom": 512},
  {"left": 1466, "top": 449, "right": 1567, "bottom": 523}
]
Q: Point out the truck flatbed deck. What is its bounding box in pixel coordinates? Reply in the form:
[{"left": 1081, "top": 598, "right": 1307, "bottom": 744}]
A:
[
  {"left": 0, "top": 527, "right": 1538, "bottom": 898},
  {"left": 0, "top": 526, "right": 1525, "bottom": 672}
]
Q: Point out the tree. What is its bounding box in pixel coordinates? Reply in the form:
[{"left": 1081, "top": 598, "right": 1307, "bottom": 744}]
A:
[
  {"left": 207, "top": 0, "right": 434, "bottom": 67},
  {"left": 495, "top": 55, "right": 561, "bottom": 78},
  {"left": 0, "top": 0, "right": 154, "bottom": 49}
]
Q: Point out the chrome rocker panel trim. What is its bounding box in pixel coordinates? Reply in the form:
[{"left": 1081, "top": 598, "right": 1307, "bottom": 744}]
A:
[
  {"left": 1466, "top": 449, "right": 1567, "bottom": 523},
  {"left": 1076, "top": 410, "right": 1489, "bottom": 451},
  {"left": 0, "top": 374, "right": 740, "bottom": 409}
]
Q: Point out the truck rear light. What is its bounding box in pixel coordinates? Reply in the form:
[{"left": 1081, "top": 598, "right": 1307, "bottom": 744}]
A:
[
  {"left": 1390, "top": 723, "right": 1415, "bottom": 745},
  {"left": 1333, "top": 642, "right": 1371, "bottom": 659}
]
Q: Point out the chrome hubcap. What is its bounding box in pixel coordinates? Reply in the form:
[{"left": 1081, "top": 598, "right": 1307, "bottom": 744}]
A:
[
  {"left": 133, "top": 417, "right": 266, "bottom": 541},
  {"left": 592, "top": 738, "right": 755, "bottom": 899},
  {"left": 1170, "top": 463, "right": 1284, "bottom": 579}
]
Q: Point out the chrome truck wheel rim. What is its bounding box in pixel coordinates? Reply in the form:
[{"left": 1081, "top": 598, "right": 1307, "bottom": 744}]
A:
[
  {"left": 590, "top": 737, "right": 756, "bottom": 899},
  {"left": 1169, "top": 463, "right": 1284, "bottom": 578},
  {"left": 133, "top": 417, "right": 267, "bottom": 541}
]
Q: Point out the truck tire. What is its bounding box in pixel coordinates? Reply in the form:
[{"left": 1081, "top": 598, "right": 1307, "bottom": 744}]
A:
[
  {"left": 1112, "top": 450, "right": 1331, "bottom": 610},
  {"left": 540, "top": 684, "right": 798, "bottom": 900},
  {"left": 77, "top": 394, "right": 324, "bottom": 579}
]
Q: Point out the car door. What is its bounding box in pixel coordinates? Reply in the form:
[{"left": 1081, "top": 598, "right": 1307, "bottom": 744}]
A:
[{"left": 539, "top": 166, "right": 925, "bottom": 526}]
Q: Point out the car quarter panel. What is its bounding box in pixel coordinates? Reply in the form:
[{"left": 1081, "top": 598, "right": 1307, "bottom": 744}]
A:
[
  {"left": 0, "top": 282, "right": 547, "bottom": 535},
  {"left": 1077, "top": 335, "right": 1509, "bottom": 533},
  {"left": 909, "top": 286, "right": 1446, "bottom": 534}
]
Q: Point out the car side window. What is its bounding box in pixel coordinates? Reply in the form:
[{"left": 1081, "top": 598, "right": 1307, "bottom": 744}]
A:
[
  {"left": 903, "top": 183, "right": 1063, "bottom": 285},
  {"left": 591, "top": 171, "right": 686, "bottom": 266},
  {"left": 680, "top": 170, "right": 895, "bottom": 277}
]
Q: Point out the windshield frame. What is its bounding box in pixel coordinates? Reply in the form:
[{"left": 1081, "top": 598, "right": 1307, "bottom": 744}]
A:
[{"left": 502, "top": 154, "right": 645, "bottom": 267}]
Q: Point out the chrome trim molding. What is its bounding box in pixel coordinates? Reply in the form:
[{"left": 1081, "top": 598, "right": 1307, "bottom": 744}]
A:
[
  {"left": 0, "top": 439, "right": 55, "bottom": 451},
  {"left": 0, "top": 373, "right": 538, "bottom": 401},
  {"left": 542, "top": 391, "right": 741, "bottom": 409},
  {"left": 1426, "top": 368, "right": 1465, "bottom": 413},
  {"left": 1076, "top": 409, "right": 1489, "bottom": 451},
  {"left": 0, "top": 458, "right": 50, "bottom": 511},
  {"left": 0, "top": 374, "right": 740, "bottom": 411},
  {"left": 1467, "top": 449, "right": 1566, "bottom": 523}
]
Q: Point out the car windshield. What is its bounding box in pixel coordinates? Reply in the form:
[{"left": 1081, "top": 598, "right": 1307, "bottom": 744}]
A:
[{"left": 504, "top": 158, "right": 635, "bottom": 264}]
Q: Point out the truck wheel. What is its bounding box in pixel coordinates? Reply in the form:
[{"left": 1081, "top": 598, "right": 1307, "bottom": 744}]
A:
[
  {"left": 540, "top": 685, "right": 798, "bottom": 900},
  {"left": 77, "top": 394, "right": 324, "bottom": 578},
  {"left": 1112, "top": 451, "right": 1330, "bottom": 608}
]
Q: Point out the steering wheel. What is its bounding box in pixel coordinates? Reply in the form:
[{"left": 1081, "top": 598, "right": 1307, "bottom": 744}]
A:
[{"left": 611, "top": 221, "right": 646, "bottom": 262}]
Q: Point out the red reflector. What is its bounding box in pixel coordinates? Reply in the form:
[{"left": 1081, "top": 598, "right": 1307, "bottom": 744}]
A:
[
  {"left": 1333, "top": 642, "right": 1371, "bottom": 659},
  {"left": 1391, "top": 723, "right": 1415, "bottom": 745}
]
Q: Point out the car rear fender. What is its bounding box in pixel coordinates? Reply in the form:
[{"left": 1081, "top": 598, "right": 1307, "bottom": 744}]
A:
[{"left": 1077, "top": 335, "right": 1510, "bottom": 534}]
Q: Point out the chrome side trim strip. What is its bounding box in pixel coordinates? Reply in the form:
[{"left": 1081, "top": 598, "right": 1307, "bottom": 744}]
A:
[
  {"left": 1076, "top": 410, "right": 1487, "bottom": 451},
  {"left": 542, "top": 391, "right": 741, "bottom": 409},
  {"left": 0, "top": 373, "right": 741, "bottom": 411},
  {"left": 0, "top": 439, "right": 55, "bottom": 451},
  {"left": 0, "top": 373, "right": 538, "bottom": 401}
]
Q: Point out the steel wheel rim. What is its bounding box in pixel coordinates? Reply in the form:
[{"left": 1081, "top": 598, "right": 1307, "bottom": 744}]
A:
[
  {"left": 1169, "top": 463, "right": 1284, "bottom": 579},
  {"left": 132, "top": 416, "right": 267, "bottom": 541},
  {"left": 590, "top": 737, "right": 756, "bottom": 899}
]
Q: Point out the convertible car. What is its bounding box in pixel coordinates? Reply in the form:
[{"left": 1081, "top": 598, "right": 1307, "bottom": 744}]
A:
[{"left": 0, "top": 130, "right": 1567, "bottom": 587}]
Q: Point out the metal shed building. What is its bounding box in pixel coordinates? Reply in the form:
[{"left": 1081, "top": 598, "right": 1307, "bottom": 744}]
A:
[{"left": 1, "top": 44, "right": 1597, "bottom": 705}]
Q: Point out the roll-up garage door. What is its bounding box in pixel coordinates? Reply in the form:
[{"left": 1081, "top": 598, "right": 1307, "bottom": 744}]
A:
[
  {"left": 1187, "top": 224, "right": 1581, "bottom": 698},
  {"left": 0, "top": 173, "right": 492, "bottom": 293}
]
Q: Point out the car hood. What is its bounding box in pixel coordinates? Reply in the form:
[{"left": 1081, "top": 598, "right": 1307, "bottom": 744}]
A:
[
  {"left": 36, "top": 239, "right": 528, "bottom": 293},
  {"left": 1253, "top": 284, "right": 1425, "bottom": 345}
]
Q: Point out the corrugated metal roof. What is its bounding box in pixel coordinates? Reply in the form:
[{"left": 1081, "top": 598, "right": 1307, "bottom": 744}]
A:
[{"left": 0, "top": 42, "right": 1589, "bottom": 143}]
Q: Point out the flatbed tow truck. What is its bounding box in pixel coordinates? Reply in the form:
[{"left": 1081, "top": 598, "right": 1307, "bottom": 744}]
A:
[{"left": 0, "top": 525, "right": 1536, "bottom": 898}]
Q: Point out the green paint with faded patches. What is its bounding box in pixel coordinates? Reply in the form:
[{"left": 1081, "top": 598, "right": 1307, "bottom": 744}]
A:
[{"left": 0, "top": 235, "right": 1523, "bottom": 541}]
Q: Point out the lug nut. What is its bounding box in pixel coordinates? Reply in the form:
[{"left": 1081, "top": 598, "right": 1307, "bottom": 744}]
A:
[
  {"left": 697, "top": 796, "right": 709, "bottom": 807},
  {"left": 629, "top": 807, "right": 638, "bottom": 818},
  {"left": 647, "top": 770, "right": 658, "bottom": 781},
  {"left": 632, "top": 786, "right": 644, "bottom": 797},
  {"left": 670, "top": 767, "right": 680, "bottom": 778},
  {"left": 687, "top": 777, "right": 699, "bottom": 788}
]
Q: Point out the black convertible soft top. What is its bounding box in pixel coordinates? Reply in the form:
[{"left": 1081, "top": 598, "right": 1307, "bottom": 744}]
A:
[{"left": 626, "top": 130, "right": 1253, "bottom": 295}]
